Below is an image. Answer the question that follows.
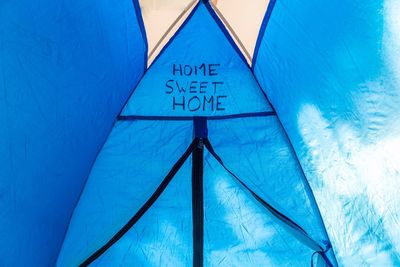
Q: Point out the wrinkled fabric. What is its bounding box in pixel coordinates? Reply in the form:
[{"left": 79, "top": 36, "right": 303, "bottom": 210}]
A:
[
  {"left": 57, "top": 121, "right": 193, "bottom": 266},
  {"left": 58, "top": 2, "right": 336, "bottom": 266},
  {"left": 254, "top": 0, "right": 400, "bottom": 265},
  {"left": 0, "top": 0, "right": 146, "bottom": 266},
  {"left": 207, "top": 117, "right": 329, "bottom": 249},
  {"left": 3, "top": 0, "right": 396, "bottom": 265},
  {"left": 203, "top": 151, "right": 315, "bottom": 267},
  {"left": 91, "top": 159, "right": 193, "bottom": 267}
]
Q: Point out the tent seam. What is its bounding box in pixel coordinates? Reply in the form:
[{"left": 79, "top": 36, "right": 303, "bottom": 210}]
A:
[
  {"left": 148, "top": 0, "right": 198, "bottom": 62},
  {"left": 53, "top": 118, "right": 121, "bottom": 266},
  {"left": 132, "top": 0, "right": 148, "bottom": 69},
  {"left": 117, "top": 111, "right": 276, "bottom": 121},
  {"left": 54, "top": 2, "right": 149, "bottom": 263},
  {"left": 252, "top": 0, "right": 277, "bottom": 68},
  {"left": 115, "top": 2, "right": 201, "bottom": 120},
  {"left": 145, "top": 2, "right": 201, "bottom": 71},
  {"left": 209, "top": 2, "right": 252, "bottom": 63},
  {"left": 203, "top": 1, "right": 250, "bottom": 68},
  {"left": 79, "top": 138, "right": 199, "bottom": 266},
  {"left": 204, "top": 139, "right": 335, "bottom": 267},
  {"left": 250, "top": 73, "right": 339, "bottom": 266}
]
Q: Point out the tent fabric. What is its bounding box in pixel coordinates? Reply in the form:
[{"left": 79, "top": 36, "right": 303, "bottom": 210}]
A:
[
  {"left": 202, "top": 151, "right": 315, "bottom": 267},
  {"left": 0, "top": 0, "right": 146, "bottom": 266},
  {"left": 121, "top": 2, "right": 272, "bottom": 117},
  {"left": 58, "top": 2, "right": 336, "bottom": 266},
  {"left": 253, "top": 0, "right": 400, "bottom": 266},
  {"left": 207, "top": 117, "right": 329, "bottom": 246},
  {"left": 91, "top": 158, "right": 194, "bottom": 267},
  {"left": 57, "top": 120, "right": 194, "bottom": 266},
  {"left": 1, "top": 0, "right": 399, "bottom": 266}
]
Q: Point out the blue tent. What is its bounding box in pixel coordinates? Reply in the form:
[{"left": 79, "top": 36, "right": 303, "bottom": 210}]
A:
[{"left": 1, "top": 0, "right": 400, "bottom": 266}]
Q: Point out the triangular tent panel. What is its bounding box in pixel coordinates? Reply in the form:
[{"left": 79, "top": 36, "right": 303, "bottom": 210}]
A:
[{"left": 121, "top": 3, "right": 272, "bottom": 117}]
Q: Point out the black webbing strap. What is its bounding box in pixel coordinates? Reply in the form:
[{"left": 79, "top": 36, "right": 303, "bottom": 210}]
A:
[
  {"left": 192, "top": 139, "right": 204, "bottom": 267},
  {"left": 80, "top": 138, "right": 200, "bottom": 267},
  {"left": 203, "top": 139, "right": 334, "bottom": 267},
  {"left": 192, "top": 117, "right": 206, "bottom": 267}
]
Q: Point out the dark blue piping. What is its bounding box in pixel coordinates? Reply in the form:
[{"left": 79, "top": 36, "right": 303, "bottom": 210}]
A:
[
  {"left": 118, "top": 111, "right": 276, "bottom": 121},
  {"left": 203, "top": 1, "right": 250, "bottom": 68},
  {"left": 252, "top": 0, "right": 277, "bottom": 68},
  {"left": 132, "top": 0, "right": 148, "bottom": 69},
  {"left": 251, "top": 67, "right": 278, "bottom": 113}
]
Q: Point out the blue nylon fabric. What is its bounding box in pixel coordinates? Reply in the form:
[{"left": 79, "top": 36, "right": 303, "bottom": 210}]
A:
[
  {"left": 204, "top": 152, "right": 314, "bottom": 266},
  {"left": 207, "top": 117, "right": 329, "bottom": 246},
  {"left": 57, "top": 2, "right": 339, "bottom": 265},
  {"left": 254, "top": 0, "right": 400, "bottom": 265},
  {"left": 121, "top": 3, "right": 273, "bottom": 117},
  {"left": 0, "top": 0, "right": 146, "bottom": 265},
  {"left": 91, "top": 159, "right": 193, "bottom": 267},
  {"left": 56, "top": 120, "right": 193, "bottom": 266}
]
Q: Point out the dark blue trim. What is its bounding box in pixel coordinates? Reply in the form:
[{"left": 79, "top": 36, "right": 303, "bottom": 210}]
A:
[
  {"left": 118, "top": 111, "right": 276, "bottom": 121},
  {"left": 203, "top": 1, "right": 250, "bottom": 68},
  {"left": 250, "top": 67, "right": 277, "bottom": 113},
  {"left": 148, "top": 2, "right": 201, "bottom": 68},
  {"left": 132, "top": 0, "right": 148, "bottom": 69},
  {"left": 252, "top": 0, "right": 277, "bottom": 68}
]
